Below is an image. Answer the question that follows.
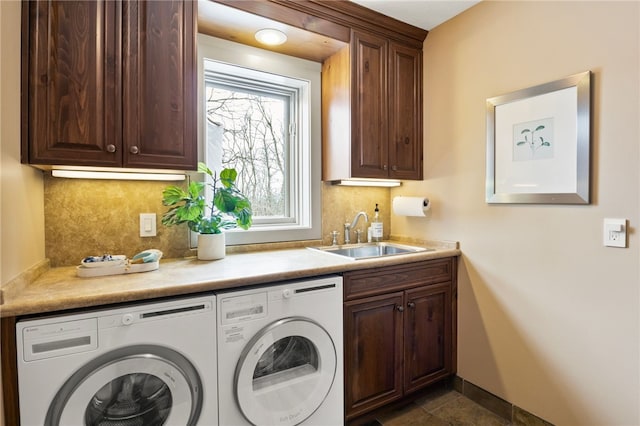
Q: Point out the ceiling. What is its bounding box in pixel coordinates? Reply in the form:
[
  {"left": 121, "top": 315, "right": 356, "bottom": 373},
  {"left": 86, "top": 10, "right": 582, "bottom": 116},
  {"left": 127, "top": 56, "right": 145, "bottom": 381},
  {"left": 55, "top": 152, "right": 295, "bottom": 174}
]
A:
[{"left": 350, "top": 0, "right": 481, "bottom": 31}]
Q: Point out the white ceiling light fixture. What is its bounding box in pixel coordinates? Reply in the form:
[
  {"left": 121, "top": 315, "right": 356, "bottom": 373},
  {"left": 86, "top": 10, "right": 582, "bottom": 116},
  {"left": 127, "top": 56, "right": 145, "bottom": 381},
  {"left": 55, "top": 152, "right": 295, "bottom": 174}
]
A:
[{"left": 255, "top": 28, "right": 287, "bottom": 46}]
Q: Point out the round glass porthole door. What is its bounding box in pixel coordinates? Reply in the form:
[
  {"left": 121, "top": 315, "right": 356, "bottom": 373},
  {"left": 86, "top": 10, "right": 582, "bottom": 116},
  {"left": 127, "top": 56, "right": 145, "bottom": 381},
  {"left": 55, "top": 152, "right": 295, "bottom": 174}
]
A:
[
  {"left": 84, "top": 373, "right": 171, "bottom": 425},
  {"left": 44, "top": 345, "right": 202, "bottom": 426},
  {"left": 235, "top": 317, "right": 337, "bottom": 426}
]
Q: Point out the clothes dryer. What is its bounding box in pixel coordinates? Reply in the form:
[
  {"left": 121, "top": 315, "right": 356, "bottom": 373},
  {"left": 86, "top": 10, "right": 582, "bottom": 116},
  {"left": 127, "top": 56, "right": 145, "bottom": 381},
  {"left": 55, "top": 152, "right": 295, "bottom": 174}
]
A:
[
  {"left": 217, "top": 275, "right": 343, "bottom": 426},
  {"left": 16, "top": 294, "right": 217, "bottom": 426}
]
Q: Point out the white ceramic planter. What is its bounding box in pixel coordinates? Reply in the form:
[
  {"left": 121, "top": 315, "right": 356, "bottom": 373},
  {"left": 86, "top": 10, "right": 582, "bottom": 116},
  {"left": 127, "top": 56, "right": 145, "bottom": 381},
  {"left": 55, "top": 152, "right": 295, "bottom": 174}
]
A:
[{"left": 197, "top": 232, "right": 226, "bottom": 260}]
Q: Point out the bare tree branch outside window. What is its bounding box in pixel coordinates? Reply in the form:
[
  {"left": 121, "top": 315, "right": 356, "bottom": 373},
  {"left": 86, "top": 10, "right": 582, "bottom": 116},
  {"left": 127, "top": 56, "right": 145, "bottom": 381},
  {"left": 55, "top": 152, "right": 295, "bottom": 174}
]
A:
[{"left": 205, "top": 85, "right": 288, "bottom": 217}]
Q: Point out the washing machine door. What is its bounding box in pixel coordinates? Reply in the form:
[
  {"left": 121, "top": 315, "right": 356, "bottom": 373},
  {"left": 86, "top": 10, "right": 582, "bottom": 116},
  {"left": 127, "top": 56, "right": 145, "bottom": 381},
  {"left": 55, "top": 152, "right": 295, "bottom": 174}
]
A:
[
  {"left": 234, "top": 317, "right": 337, "bottom": 426},
  {"left": 44, "top": 345, "right": 202, "bottom": 426}
]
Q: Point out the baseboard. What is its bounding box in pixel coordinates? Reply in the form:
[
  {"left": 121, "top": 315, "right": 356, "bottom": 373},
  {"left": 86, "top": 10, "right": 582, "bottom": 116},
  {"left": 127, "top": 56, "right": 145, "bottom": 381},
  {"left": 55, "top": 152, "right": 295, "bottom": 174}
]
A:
[{"left": 455, "top": 376, "right": 554, "bottom": 425}]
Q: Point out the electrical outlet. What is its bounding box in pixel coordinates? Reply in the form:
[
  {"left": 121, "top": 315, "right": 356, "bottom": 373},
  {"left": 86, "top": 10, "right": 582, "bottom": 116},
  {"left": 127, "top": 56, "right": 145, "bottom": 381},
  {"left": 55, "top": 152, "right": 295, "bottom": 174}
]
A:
[
  {"left": 140, "top": 213, "right": 157, "bottom": 237},
  {"left": 603, "top": 218, "right": 626, "bottom": 248}
]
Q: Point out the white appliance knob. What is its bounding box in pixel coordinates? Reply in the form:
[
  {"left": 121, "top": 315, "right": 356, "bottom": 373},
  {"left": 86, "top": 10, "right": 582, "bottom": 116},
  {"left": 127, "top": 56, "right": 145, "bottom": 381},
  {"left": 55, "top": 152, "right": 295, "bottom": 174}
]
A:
[
  {"left": 122, "top": 314, "right": 134, "bottom": 325},
  {"left": 282, "top": 289, "right": 293, "bottom": 299}
]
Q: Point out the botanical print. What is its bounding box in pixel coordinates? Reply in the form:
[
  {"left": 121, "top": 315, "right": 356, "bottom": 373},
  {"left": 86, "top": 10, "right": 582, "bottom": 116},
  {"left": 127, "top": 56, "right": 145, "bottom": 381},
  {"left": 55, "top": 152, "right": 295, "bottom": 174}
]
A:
[{"left": 513, "top": 117, "right": 554, "bottom": 161}]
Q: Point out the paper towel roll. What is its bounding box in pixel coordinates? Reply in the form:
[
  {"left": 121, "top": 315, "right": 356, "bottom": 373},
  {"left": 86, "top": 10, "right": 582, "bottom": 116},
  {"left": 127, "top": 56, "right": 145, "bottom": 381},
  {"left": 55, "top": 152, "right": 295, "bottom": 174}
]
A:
[{"left": 393, "top": 196, "right": 430, "bottom": 217}]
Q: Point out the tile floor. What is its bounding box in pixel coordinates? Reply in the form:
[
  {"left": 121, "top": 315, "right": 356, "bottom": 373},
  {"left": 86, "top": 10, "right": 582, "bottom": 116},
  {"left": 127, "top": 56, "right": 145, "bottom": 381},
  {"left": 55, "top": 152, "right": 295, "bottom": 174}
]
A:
[{"left": 366, "top": 389, "right": 512, "bottom": 426}]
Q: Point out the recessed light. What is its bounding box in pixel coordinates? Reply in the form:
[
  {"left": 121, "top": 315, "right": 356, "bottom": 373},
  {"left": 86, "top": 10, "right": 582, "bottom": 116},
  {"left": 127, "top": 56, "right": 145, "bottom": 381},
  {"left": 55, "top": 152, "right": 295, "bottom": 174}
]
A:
[{"left": 255, "top": 28, "right": 287, "bottom": 46}]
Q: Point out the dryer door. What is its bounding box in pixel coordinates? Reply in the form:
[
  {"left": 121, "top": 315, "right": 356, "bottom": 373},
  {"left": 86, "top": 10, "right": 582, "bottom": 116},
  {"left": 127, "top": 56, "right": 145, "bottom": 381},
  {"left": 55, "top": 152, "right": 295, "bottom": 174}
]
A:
[
  {"left": 44, "top": 345, "right": 202, "bottom": 426},
  {"left": 234, "top": 317, "right": 337, "bottom": 426}
]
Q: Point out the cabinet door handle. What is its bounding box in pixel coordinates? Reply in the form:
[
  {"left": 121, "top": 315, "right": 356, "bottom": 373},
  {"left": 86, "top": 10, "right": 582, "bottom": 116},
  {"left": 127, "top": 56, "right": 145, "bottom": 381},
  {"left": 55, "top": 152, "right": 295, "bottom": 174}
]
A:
[
  {"left": 407, "top": 302, "right": 415, "bottom": 309},
  {"left": 106, "top": 144, "right": 116, "bottom": 153},
  {"left": 392, "top": 165, "right": 397, "bottom": 171},
  {"left": 396, "top": 305, "right": 404, "bottom": 312},
  {"left": 129, "top": 146, "right": 139, "bottom": 155},
  {"left": 383, "top": 164, "right": 388, "bottom": 171}
]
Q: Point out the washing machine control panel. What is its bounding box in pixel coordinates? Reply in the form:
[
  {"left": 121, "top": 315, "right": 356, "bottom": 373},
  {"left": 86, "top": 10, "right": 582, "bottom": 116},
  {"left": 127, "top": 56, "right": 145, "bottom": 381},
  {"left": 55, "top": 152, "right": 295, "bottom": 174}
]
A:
[
  {"left": 98, "top": 300, "right": 214, "bottom": 329},
  {"left": 220, "top": 292, "right": 268, "bottom": 325},
  {"left": 20, "top": 318, "right": 98, "bottom": 362}
]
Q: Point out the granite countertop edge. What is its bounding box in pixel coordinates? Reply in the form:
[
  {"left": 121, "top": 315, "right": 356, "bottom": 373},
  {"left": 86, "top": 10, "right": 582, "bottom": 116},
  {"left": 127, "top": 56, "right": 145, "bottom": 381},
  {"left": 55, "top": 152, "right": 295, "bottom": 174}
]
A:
[{"left": 1, "top": 240, "right": 460, "bottom": 318}]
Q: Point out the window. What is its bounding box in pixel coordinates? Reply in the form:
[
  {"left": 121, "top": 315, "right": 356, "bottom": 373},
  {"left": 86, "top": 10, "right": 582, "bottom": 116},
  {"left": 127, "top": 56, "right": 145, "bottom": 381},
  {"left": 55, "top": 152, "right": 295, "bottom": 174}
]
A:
[
  {"left": 198, "top": 35, "right": 321, "bottom": 245},
  {"left": 204, "top": 63, "right": 298, "bottom": 221}
]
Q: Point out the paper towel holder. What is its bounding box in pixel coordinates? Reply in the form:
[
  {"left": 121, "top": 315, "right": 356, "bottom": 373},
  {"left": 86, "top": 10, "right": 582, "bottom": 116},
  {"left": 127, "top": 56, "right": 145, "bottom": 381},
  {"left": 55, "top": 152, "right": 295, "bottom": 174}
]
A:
[
  {"left": 394, "top": 196, "right": 429, "bottom": 206},
  {"left": 392, "top": 196, "right": 431, "bottom": 217}
]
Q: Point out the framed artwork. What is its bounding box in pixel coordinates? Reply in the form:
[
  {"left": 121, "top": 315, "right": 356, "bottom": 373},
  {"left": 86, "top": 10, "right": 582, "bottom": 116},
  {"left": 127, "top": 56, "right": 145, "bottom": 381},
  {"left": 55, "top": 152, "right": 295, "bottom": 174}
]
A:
[{"left": 486, "top": 71, "right": 591, "bottom": 204}]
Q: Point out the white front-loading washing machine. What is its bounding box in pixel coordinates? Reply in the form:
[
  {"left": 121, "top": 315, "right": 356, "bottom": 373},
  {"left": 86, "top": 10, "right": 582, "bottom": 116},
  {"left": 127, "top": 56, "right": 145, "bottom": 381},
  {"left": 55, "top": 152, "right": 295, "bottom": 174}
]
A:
[
  {"left": 16, "top": 294, "right": 218, "bottom": 426},
  {"left": 217, "top": 275, "right": 343, "bottom": 426}
]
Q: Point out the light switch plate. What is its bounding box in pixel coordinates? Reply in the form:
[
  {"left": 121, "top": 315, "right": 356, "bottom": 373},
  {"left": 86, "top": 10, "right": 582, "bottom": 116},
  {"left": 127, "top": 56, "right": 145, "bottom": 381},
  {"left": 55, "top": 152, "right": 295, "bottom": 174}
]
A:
[
  {"left": 603, "top": 218, "right": 626, "bottom": 248},
  {"left": 140, "top": 213, "right": 157, "bottom": 237}
]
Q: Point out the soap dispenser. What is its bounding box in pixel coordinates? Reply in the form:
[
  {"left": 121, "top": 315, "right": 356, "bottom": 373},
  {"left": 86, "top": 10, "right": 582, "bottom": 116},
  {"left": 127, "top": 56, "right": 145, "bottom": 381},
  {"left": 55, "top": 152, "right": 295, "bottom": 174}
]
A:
[{"left": 371, "top": 204, "right": 383, "bottom": 242}]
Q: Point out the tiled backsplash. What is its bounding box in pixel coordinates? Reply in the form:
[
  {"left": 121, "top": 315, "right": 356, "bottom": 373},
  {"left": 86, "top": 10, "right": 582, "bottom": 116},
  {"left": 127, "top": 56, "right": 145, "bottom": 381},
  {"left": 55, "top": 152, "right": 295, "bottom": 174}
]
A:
[
  {"left": 321, "top": 183, "right": 390, "bottom": 244},
  {"left": 44, "top": 175, "right": 390, "bottom": 267}
]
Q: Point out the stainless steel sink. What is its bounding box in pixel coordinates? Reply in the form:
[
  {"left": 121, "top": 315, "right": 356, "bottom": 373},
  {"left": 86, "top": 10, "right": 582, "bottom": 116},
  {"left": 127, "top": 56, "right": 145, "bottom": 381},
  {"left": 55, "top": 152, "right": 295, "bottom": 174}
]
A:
[{"left": 309, "top": 242, "right": 432, "bottom": 260}]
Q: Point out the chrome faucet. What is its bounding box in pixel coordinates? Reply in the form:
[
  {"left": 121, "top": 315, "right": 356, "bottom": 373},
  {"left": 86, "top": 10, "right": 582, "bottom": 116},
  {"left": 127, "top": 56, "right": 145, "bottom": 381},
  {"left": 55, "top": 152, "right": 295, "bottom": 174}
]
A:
[{"left": 344, "top": 211, "right": 369, "bottom": 244}]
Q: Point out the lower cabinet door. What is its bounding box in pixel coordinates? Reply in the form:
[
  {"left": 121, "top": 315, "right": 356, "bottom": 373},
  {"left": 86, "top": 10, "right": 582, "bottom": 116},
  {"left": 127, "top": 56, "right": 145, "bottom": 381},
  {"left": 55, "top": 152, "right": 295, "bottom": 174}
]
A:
[
  {"left": 403, "top": 283, "right": 452, "bottom": 394},
  {"left": 344, "top": 292, "right": 404, "bottom": 419}
]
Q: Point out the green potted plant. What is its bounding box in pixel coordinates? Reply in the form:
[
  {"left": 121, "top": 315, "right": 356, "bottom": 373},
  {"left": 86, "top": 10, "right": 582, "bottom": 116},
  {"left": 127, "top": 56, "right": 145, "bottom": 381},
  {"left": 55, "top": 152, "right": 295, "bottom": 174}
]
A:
[{"left": 162, "top": 162, "right": 252, "bottom": 260}]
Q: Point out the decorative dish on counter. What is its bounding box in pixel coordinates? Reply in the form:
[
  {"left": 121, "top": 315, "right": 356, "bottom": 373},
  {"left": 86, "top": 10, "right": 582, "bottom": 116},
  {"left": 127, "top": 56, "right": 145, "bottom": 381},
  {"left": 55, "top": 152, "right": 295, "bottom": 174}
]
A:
[
  {"left": 80, "top": 254, "right": 127, "bottom": 268},
  {"left": 76, "top": 250, "right": 163, "bottom": 278}
]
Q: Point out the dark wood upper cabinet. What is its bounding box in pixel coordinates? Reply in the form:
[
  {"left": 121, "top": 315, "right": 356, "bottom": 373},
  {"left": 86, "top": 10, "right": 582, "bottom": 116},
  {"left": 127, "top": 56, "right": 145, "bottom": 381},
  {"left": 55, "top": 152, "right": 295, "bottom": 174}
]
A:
[
  {"left": 349, "top": 31, "right": 423, "bottom": 180},
  {"left": 351, "top": 30, "right": 389, "bottom": 179},
  {"left": 388, "top": 42, "right": 423, "bottom": 180},
  {"left": 22, "top": 0, "right": 196, "bottom": 170},
  {"left": 23, "top": 1, "right": 122, "bottom": 167},
  {"left": 122, "top": 0, "right": 196, "bottom": 169},
  {"left": 323, "top": 28, "right": 424, "bottom": 181}
]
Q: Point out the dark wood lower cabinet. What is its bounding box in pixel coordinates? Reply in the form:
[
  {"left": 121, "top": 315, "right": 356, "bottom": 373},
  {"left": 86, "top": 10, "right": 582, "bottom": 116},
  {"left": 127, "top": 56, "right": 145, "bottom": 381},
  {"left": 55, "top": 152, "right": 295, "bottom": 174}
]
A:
[
  {"left": 343, "top": 258, "right": 457, "bottom": 420},
  {"left": 404, "top": 283, "right": 452, "bottom": 394},
  {"left": 344, "top": 293, "right": 404, "bottom": 416},
  {"left": 1, "top": 317, "right": 19, "bottom": 425}
]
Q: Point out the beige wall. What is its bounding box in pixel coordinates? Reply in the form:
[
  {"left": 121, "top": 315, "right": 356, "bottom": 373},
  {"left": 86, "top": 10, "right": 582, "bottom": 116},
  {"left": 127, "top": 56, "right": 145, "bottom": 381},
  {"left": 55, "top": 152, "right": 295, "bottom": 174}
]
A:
[
  {"left": 0, "top": 1, "right": 46, "bottom": 286},
  {"left": 1, "top": 2, "right": 46, "bottom": 424},
  {"left": 392, "top": 1, "right": 639, "bottom": 424}
]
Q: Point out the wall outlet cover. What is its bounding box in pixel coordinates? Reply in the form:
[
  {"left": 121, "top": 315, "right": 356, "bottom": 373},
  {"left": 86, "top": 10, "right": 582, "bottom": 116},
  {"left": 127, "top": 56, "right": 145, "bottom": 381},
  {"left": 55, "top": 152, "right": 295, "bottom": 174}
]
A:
[{"left": 603, "top": 218, "right": 626, "bottom": 248}]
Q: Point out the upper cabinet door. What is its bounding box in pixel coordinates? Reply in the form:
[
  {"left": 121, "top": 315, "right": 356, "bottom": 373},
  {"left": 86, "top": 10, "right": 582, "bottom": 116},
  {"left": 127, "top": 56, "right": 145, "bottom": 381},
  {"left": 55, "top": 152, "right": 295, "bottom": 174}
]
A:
[
  {"left": 388, "top": 43, "right": 423, "bottom": 180},
  {"left": 345, "top": 30, "right": 423, "bottom": 181},
  {"left": 25, "top": 1, "right": 122, "bottom": 167},
  {"left": 351, "top": 30, "right": 389, "bottom": 179},
  {"left": 122, "top": 0, "right": 197, "bottom": 169}
]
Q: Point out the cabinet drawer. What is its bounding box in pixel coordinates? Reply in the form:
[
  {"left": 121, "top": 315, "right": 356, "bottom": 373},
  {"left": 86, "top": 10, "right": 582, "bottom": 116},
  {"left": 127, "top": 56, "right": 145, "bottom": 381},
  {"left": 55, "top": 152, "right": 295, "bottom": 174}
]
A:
[{"left": 344, "top": 258, "right": 453, "bottom": 300}]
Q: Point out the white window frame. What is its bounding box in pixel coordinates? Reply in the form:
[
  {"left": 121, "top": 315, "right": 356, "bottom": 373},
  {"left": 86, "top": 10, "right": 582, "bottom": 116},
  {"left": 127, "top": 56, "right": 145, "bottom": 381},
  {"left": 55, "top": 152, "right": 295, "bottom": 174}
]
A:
[{"left": 197, "top": 34, "right": 321, "bottom": 245}]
